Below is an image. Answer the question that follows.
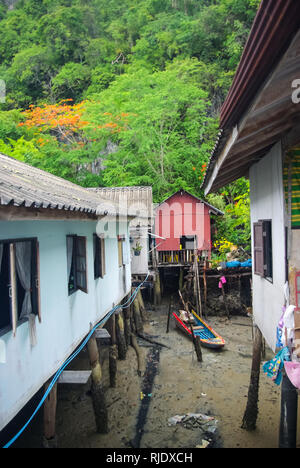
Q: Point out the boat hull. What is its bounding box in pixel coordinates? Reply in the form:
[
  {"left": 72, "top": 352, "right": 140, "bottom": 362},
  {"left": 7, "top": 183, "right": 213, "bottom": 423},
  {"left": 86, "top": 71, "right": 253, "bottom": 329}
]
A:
[{"left": 173, "top": 311, "right": 225, "bottom": 349}]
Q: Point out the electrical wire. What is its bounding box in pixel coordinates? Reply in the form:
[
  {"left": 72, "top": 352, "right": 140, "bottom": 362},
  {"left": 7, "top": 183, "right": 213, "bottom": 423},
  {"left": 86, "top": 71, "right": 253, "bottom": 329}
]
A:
[{"left": 3, "top": 273, "right": 149, "bottom": 449}]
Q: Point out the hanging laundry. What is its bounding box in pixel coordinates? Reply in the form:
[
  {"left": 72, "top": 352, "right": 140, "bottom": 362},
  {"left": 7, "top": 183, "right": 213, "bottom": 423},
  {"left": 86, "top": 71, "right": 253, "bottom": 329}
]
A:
[
  {"left": 282, "top": 305, "right": 296, "bottom": 348},
  {"left": 284, "top": 362, "right": 300, "bottom": 389},
  {"left": 276, "top": 307, "right": 285, "bottom": 349},
  {"left": 262, "top": 347, "right": 291, "bottom": 386}
]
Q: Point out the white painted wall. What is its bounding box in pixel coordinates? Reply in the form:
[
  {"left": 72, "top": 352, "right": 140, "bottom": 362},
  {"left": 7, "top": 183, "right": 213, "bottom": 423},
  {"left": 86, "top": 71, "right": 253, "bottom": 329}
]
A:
[
  {"left": 250, "top": 142, "right": 286, "bottom": 351},
  {"left": 130, "top": 226, "right": 149, "bottom": 275},
  {"left": 0, "top": 218, "right": 131, "bottom": 431}
]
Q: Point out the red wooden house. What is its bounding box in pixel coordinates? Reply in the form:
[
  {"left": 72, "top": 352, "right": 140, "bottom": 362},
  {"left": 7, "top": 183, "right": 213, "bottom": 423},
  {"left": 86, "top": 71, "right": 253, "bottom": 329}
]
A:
[{"left": 154, "top": 189, "right": 223, "bottom": 265}]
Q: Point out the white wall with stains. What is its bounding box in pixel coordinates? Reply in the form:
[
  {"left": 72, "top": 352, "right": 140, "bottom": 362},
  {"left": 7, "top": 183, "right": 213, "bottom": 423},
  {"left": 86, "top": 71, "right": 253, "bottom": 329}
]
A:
[
  {"left": 250, "top": 141, "right": 286, "bottom": 351},
  {"left": 0, "top": 218, "right": 131, "bottom": 431}
]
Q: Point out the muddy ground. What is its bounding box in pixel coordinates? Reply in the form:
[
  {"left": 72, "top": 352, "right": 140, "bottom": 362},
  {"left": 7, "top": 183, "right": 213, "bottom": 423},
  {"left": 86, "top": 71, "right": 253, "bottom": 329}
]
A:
[{"left": 8, "top": 298, "right": 300, "bottom": 449}]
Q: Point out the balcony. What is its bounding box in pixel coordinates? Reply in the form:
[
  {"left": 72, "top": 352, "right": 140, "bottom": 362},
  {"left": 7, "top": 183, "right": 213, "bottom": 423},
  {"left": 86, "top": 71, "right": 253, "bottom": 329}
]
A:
[{"left": 157, "top": 249, "right": 197, "bottom": 266}]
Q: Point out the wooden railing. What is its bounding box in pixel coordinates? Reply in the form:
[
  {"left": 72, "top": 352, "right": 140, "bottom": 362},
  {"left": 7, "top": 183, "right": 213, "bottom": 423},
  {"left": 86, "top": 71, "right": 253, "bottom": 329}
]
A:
[{"left": 157, "top": 249, "right": 196, "bottom": 265}]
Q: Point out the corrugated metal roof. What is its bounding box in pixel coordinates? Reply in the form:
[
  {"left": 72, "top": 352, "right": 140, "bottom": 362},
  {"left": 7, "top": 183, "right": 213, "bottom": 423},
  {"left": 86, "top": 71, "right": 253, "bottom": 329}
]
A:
[
  {"left": 220, "top": 0, "right": 300, "bottom": 129},
  {"left": 0, "top": 153, "right": 126, "bottom": 217},
  {"left": 202, "top": 0, "right": 300, "bottom": 194},
  {"left": 156, "top": 189, "right": 224, "bottom": 216},
  {"left": 89, "top": 186, "right": 153, "bottom": 220}
]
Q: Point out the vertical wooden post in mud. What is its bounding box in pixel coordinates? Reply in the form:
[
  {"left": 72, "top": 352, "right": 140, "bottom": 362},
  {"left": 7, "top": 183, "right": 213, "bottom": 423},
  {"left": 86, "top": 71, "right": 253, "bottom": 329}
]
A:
[
  {"left": 106, "top": 315, "right": 118, "bottom": 388},
  {"left": 193, "top": 250, "right": 202, "bottom": 317},
  {"left": 241, "top": 325, "right": 263, "bottom": 431},
  {"left": 203, "top": 259, "right": 208, "bottom": 317},
  {"left": 133, "top": 288, "right": 144, "bottom": 334},
  {"left": 43, "top": 381, "right": 58, "bottom": 448},
  {"left": 116, "top": 310, "right": 127, "bottom": 360},
  {"left": 87, "top": 328, "right": 109, "bottom": 434},
  {"left": 179, "top": 267, "right": 184, "bottom": 291},
  {"left": 154, "top": 269, "right": 162, "bottom": 307},
  {"left": 137, "top": 288, "right": 146, "bottom": 322},
  {"left": 166, "top": 295, "right": 173, "bottom": 333},
  {"left": 123, "top": 294, "right": 133, "bottom": 348}
]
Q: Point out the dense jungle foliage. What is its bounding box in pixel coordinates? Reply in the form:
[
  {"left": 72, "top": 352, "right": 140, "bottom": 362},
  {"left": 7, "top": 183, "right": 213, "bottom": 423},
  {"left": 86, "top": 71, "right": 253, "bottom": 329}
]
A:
[{"left": 0, "top": 0, "right": 261, "bottom": 250}]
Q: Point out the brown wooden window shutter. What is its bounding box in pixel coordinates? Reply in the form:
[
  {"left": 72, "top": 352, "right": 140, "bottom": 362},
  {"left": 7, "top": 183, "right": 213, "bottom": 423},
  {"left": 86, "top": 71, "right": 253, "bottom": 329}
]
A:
[{"left": 253, "top": 222, "right": 264, "bottom": 277}]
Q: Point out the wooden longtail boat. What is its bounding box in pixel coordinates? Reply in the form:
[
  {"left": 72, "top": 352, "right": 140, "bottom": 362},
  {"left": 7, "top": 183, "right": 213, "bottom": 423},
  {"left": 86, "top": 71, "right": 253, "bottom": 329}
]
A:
[{"left": 173, "top": 309, "right": 225, "bottom": 349}]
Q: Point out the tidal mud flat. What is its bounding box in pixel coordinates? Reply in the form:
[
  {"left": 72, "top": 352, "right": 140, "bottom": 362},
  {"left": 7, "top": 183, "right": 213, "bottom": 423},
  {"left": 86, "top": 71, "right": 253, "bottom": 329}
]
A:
[{"left": 10, "top": 300, "right": 299, "bottom": 449}]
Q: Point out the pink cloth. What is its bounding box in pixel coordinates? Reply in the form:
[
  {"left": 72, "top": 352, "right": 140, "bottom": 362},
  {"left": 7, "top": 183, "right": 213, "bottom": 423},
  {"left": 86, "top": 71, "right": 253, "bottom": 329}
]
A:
[
  {"left": 284, "top": 361, "right": 300, "bottom": 389},
  {"left": 218, "top": 276, "right": 227, "bottom": 289}
]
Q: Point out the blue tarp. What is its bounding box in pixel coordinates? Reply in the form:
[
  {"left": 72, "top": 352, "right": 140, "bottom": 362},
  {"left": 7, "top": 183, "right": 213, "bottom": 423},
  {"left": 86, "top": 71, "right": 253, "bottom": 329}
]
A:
[{"left": 226, "top": 259, "right": 252, "bottom": 268}]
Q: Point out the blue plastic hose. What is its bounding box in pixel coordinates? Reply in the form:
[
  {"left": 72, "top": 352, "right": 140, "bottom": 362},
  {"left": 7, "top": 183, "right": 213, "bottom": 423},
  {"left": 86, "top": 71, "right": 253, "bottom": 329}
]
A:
[{"left": 3, "top": 274, "right": 148, "bottom": 448}]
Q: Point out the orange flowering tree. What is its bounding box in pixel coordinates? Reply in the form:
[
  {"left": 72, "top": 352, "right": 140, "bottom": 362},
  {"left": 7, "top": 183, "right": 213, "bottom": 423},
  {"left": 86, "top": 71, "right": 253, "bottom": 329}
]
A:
[{"left": 18, "top": 100, "right": 131, "bottom": 148}]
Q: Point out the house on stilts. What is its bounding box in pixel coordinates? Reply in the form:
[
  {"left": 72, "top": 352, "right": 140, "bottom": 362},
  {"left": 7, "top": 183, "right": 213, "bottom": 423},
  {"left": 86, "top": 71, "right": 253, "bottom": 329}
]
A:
[
  {"left": 202, "top": 0, "right": 300, "bottom": 448},
  {"left": 154, "top": 189, "right": 223, "bottom": 267},
  {"left": 0, "top": 153, "right": 142, "bottom": 446}
]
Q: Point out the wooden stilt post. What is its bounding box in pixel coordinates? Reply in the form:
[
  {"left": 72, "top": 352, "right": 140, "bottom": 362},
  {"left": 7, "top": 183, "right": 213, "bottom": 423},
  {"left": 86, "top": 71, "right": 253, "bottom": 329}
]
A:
[
  {"left": 279, "top": 372, "right": 298, "bottom": 448},
  {"left": 87, "top": 327, "right": 108, "bottom": 434},
  {"left": 221, "top": 283, "right": 230, "bottom": 319},
  {"left": 137, "top": 288, "right": 146, "bottom": 321},
  {"left": 43, "top": 381, "right": 58, "bottom": 448},
  {"left": 123, "top": 294, "right": 132, "bottom": 348},
  {"left": 131, "top": 333, "right": 145, "bottom": 377},
  {"left": 179, "top": 267, "right": 184, "bottom": 291},
  {"left": 241, "top": 325, "right": 263, "bottom": 431},
  {"left": 116, "top": 310, "right": 127, "bottom": 360},
  {"left": 106, "top": 315, "right": 118, "bottom": 388},
  {"left": 154, "top": 269, "right": 161, "bottom": 307},
  {"left": 166, "top": 295, "right": 173, "bottom": 333},
  {"left": 203, "top": 259, "right": 207, "bottom": 318},
  {"left": 133, "top": 290, "right": 144, "bottom": 334}
]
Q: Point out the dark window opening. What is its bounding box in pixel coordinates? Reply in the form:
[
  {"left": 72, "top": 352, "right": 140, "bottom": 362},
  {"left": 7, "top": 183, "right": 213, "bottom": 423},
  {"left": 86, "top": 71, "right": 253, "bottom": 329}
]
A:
[
  {"left": 0, "top": 238, "right": 40, "bottom": 335},
  {"left": 180, "top": 236, "right": 196, "bottom": 250},
  {"left": 253, "top": 220, "right": 273, "bottom": 282},
  {"left": 67, "top": 235, "right": 88, "bottom": 295},
  {"left": 94, "top": 235, "right": 106, "bottom": 279},
  {"left": 263, "top": 220, "right": 273, "bottom": 281},
  {"left": 0, "top": 244, "right": 11, "bottom": 331}
]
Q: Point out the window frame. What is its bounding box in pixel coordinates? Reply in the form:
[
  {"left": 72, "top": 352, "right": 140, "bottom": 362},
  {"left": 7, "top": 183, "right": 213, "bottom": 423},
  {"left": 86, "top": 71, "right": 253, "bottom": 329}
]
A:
[
  {"left": 94, "top": 234, "right": 106, "bottom": 279},
  {"left": 0, "top": 237, "right": 41, "bottom": 337},
  {"left": 67, "top": 235, "right": 88, "bottom": 296},
  {"left": 253, "top": 220, "right": 273, "bottom": 282},
  {"left": 118, "top": 235, "right": 125, "bottom": 268}
]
